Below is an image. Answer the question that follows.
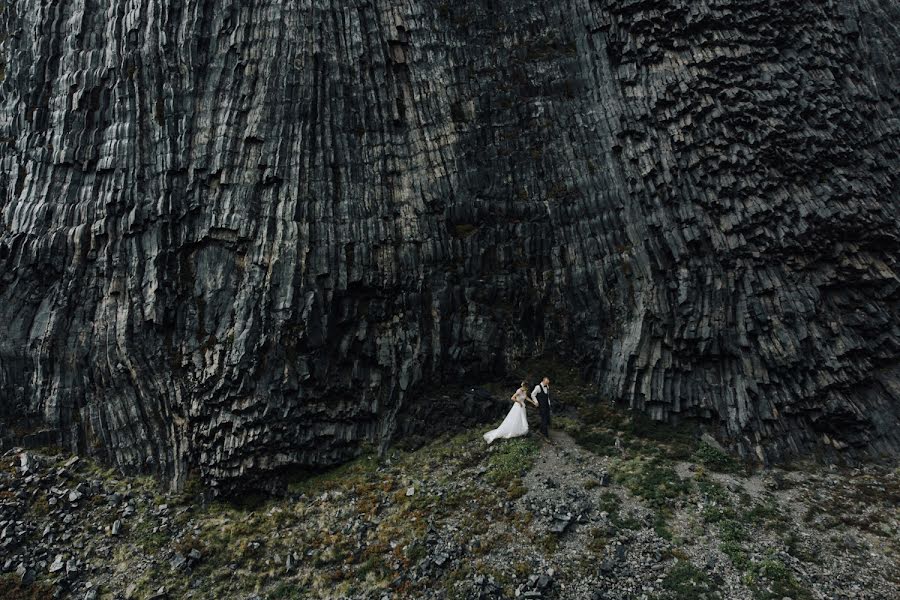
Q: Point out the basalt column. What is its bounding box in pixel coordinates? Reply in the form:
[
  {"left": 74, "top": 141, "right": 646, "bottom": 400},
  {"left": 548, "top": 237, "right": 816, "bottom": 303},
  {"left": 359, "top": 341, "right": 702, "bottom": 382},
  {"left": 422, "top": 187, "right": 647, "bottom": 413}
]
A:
[{"left": 1, "top": 0, "right": 898, "bottom": 490}]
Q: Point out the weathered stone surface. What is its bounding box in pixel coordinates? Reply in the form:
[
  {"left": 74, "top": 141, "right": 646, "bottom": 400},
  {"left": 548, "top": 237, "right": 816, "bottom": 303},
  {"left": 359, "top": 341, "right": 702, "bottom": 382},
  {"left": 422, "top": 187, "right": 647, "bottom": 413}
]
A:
[{"left": 0, "top": 0, "right": 898, "bottom": 490}]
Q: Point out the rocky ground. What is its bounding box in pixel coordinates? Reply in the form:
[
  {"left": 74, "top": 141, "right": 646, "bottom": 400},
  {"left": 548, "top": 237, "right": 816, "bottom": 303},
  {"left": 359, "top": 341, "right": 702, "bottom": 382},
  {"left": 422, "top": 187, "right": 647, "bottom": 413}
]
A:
[{"left": 2, "top": 374, "right": 899, "bottom": 600}]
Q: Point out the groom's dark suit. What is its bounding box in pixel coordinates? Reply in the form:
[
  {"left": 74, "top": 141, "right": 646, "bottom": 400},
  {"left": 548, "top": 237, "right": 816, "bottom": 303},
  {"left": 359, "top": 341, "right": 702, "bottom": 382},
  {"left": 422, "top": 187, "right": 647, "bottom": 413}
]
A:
[{"left": 534, "top": 383, "right": 551, "bottom": 437}]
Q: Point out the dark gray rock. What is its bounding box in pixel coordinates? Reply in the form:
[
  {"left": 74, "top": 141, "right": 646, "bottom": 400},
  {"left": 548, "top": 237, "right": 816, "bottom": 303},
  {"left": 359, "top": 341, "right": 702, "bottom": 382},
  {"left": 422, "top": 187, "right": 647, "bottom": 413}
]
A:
[
  {"left": 170, "top": 554, "right": 187, "bottom": 570},
  {"left": 549, "top": 514, "right": 572, "bottom": 534},
  {"left": 146, "top": 589, "right": 168, "bottom": 600},
  {"left": 1, "top": 0, "right": 899, "bottom": 492},
  {"left": 48, "top": 554, "right": 65, "bottom": 573}
]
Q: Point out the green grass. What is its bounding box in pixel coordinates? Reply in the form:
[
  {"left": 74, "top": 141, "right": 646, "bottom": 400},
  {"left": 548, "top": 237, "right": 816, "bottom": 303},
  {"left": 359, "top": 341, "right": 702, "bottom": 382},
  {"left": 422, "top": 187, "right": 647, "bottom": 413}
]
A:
[{"left": 716, "top": 517, "right": 812, "bottom": 600}]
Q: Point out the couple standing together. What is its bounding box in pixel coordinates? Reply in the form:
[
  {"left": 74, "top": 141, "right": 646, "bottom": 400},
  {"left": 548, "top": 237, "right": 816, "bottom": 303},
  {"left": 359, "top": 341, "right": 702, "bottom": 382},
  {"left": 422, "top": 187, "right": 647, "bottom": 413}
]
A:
[{"left": 483, "top": 377, "right": 552, "bottom": 444}]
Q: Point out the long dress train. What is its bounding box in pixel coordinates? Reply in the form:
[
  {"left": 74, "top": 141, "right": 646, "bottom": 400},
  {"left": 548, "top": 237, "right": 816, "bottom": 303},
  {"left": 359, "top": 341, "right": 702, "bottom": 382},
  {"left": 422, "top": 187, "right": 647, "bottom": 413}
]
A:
[{"left": 483, "top": 391, "right": 529, "bottom": 444}]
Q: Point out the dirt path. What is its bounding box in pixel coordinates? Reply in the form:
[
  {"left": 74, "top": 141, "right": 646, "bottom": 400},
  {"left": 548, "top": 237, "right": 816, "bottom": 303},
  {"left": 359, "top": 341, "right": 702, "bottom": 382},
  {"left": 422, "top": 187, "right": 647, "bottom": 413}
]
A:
[{"left": 487, "top": 429, "right": 676, "bottom": 600}]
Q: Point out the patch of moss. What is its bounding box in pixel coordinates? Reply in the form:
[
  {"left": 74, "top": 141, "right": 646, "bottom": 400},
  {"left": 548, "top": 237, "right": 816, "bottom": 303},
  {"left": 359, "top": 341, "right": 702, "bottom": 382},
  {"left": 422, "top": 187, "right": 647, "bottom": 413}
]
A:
[
  {"left": 574, "top": 429, "right": 618, "bottom": 455},
  {"left": 661, "top": 560, "right": 719, "bottom": 599},
  {"left": 286, "top": 452, "right": 379, "bottom": 497},
  {"left": 746, "top": 500, "right": 786, "bottom": 528},
  {"left": 717, "top": 517, "right": 749, "bottom": 544},
  {"left": 173, "top": 533, "right": 206, "bottom": 557},
  {"left": 587, "top": 527, "right": 609, "bottom": 555},
  {"left": 577, "top": 403, "right": 700, "bottom": 460},
  {"left": 485, "top": 437, "right": 540, "bottom": 486},
  {"left": 783, "top": 531, "right": 820, "bottom": 564},
  {"left": 451, "top": 224, "right": 478, "bottom": 239},
  {"left": 553, "top": 415, "right": 582, "bottom": 436},
  {"left": 406, "top": 541, "right": 427, "bottom": 563},
  {"left": 535, "top": 532, "right": 559, "bottom": 555},
  {"left": 597, "top": 491, "right": 640, "bottom": 530},
  {"left": 129, "top": 516, "right": 170, "bottom": 553},
  {"left": 695, "top": 473, "right": 731, "bottom": 504},
  {"left": 653, "top": 508, "right": 674, "bottom": 540},
  {"left": 746, "top": 556, "right": 813, "bottom": 600},
  {"left": 611, "top": 456, "right": 692, "bottom": 507},
  {"left": 693, "top": 442, "right": 743, "bottom": 474},
  {"left": 267, "top": 581, "right": 304, "bottom": 599},
  {"left": 0, "top": 574, "right": 55, "bottom": 600},
  {"left": 720, "top": 540, "right": 751, "bottom": 571},
  {"left": 28, "top": 492, "right": 50, "bottom": 517}
]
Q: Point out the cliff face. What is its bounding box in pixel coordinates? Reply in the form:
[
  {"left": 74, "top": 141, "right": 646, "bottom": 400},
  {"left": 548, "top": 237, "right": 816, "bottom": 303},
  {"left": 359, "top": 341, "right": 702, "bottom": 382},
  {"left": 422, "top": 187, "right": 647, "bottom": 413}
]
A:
[{"left": 1, "top": 0, "right": 899, "bottom": 490}]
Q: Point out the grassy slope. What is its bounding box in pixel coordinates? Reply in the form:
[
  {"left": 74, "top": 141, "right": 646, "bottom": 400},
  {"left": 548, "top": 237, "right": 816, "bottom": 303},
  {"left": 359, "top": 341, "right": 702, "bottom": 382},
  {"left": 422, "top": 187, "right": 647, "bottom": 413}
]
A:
[{"left": 6, "top": 362, "right": 899, "bottom": 599}]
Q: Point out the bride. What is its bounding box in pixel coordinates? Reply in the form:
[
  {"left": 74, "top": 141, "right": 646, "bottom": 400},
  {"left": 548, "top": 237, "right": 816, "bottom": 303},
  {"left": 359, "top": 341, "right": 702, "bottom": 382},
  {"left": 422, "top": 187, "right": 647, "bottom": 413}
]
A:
[{"left": 483, "top": 383, "right": 532, "bottom": 444}]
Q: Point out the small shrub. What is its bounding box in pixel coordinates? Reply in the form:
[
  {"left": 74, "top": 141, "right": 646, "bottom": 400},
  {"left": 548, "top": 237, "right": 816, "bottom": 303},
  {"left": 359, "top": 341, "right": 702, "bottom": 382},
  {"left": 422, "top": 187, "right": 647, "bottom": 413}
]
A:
[
  {"left": 721, "top": 540, "right": 751, "bottom": 571},
  {"left": 718, "top": 518, "right": 749, "bottom": 544}
]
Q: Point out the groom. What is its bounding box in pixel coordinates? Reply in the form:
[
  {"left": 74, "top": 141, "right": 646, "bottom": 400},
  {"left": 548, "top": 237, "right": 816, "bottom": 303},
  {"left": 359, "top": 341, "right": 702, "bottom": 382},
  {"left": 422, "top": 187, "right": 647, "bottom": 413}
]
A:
[{"left": 530, "top": 377, "right": 551, "bottom": 439}]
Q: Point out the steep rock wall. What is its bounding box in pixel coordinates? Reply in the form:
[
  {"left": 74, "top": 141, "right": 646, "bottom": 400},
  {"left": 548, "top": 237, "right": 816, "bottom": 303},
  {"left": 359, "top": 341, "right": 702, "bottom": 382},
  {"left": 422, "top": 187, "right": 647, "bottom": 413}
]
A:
[{"left": 1, "top": 0, "right": 898, "bottom": 489}]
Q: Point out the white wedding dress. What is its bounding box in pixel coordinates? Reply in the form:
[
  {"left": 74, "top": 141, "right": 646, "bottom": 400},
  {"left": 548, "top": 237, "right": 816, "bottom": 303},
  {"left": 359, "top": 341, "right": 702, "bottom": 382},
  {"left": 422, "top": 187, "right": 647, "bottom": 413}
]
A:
[{"left": 483, "top": 390, "right": 529, "bottom": 444}]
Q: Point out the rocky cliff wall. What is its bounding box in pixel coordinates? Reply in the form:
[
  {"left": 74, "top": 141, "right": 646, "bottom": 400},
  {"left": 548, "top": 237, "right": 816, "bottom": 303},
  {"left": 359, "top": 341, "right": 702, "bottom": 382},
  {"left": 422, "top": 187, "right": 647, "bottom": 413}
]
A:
[{"left": 1, "top": 0, "right": 898, "bottom": 490}]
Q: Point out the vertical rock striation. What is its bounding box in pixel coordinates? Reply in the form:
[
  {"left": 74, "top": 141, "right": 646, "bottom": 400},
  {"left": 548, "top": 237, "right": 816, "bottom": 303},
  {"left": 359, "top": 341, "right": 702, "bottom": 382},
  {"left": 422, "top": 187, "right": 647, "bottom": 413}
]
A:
[{"left": 1, "top": 0, "right": 898, "bottom": 490}]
